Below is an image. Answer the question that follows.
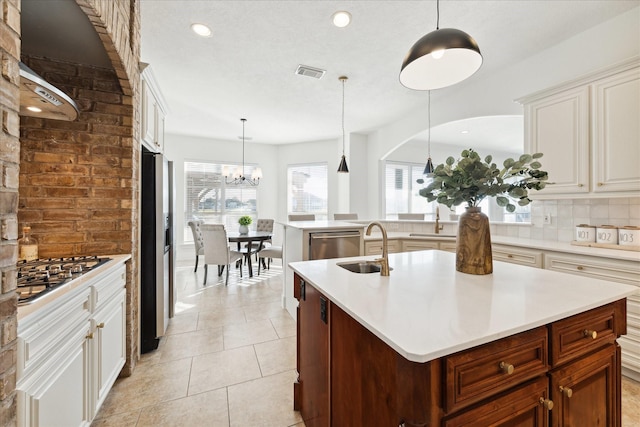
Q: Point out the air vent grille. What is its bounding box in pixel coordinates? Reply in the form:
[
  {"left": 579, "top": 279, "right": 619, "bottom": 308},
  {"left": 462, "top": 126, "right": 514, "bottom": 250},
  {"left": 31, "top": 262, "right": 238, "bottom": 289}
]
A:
[{"left": 295, "top": 65, "right": 326, "bottom": 79}]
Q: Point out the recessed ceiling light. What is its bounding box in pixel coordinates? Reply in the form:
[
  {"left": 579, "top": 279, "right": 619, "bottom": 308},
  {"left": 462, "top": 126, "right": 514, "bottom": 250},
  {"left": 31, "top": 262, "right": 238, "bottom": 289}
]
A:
[
  {"left": 332, "top": 11, "right": 352, "bottom": 28},
  {"left": 461, "top": 130, "right": 469, "bottom": 134},
  {"left": 191, "top": 23, "right": 212, "bottom": 37},
  {"left": 27, "top": 106, "right": 42, "bottom": 113}
]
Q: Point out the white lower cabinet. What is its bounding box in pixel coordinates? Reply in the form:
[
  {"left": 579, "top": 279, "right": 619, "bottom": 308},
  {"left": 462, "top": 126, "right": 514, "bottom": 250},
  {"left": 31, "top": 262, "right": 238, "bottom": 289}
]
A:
[
  {"left": 543, "top": 251, "right": 640, "bottom": 381},
  {"left": 492, "top": 244, "right": 543, "bottom": 268},
  {"left": 17, "top": 261, "right": 127, "bottom": 427}
]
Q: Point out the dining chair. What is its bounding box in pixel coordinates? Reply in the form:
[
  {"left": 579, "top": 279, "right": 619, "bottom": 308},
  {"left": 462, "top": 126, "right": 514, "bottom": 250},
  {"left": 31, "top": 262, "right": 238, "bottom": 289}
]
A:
[
  {"left": 257, "top": 245, "right": 282, "bottom": 275},
  {"left": 201, "top": 224, "right": 244, "bottom": 286},
  {"left": 288, "top": 214, "right": 315, "bottom": 221},
  {"left": 246, "top": 218, "right": 274, "bottom": 259},
  {"left": 334, "top": 213, "right": 358, "bottom": 220},
  {"left": 187, "top": 219, "right": 205, "bottom": 272},
  {"left": 398, "top": 213, "right": 424, "bottom": 220}
]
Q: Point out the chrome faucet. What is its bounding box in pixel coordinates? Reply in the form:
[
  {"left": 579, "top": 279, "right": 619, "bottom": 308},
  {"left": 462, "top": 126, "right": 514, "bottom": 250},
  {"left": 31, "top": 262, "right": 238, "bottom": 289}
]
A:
[
  {"left": 435, "top": 207, "right": 444, "bottom": 234},
  {"left": 365, "top": 221, "right": 390, "bottom": 276}
]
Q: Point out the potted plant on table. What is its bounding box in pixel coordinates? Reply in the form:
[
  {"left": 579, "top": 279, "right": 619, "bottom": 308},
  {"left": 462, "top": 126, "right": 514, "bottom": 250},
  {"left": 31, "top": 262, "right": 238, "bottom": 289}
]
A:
[
  {"left": 238, "top": 215, "right": 252, "bottom": 234},
  {"left": 417, "top": 149, "right": 548, "bottom": 275}
]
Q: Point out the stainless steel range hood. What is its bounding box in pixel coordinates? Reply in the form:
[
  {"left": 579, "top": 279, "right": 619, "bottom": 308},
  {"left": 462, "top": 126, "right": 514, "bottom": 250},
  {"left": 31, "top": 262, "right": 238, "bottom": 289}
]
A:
[{"left": 19, "top": 62, "right": 79, "bottom": 121}]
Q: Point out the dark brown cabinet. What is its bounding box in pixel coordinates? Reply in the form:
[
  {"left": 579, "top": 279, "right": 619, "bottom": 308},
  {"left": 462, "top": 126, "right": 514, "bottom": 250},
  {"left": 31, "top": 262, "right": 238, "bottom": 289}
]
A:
[{"left": 293, "top": 272, "right": 626, "bottom": 427}]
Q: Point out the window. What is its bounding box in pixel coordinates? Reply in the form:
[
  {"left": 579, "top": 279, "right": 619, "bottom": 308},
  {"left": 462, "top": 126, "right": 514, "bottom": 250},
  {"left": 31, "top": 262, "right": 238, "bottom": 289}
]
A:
[
  {"left": 184, "top": 161, "right": 258, "bottom": 243},
  {"left": 384, "top": 161, "right": 436, "bottom": 219},
  {"left": 287, "top": 163, "right": 328, "bottom": 219}
]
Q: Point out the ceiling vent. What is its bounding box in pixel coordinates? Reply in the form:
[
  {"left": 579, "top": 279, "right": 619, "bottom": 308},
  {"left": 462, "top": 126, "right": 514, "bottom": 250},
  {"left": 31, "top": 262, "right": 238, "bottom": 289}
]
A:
[{"left": 295, "top": 65, "right": 325, "bottom": 79}]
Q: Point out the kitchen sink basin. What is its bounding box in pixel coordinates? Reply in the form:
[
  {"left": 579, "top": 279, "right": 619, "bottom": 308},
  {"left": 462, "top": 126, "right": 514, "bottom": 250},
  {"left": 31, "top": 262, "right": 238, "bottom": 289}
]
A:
[{"left": 337, "top": 261, "right": 392, "bottom": 274}]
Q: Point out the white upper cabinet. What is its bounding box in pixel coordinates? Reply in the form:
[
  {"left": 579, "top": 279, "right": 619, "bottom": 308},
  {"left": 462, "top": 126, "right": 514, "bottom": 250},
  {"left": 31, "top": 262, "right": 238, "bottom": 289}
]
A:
[
  {"left": 592, "top": 66, "right": 640, "bottom": 193},
  {"left": 518, "top": 57, "right": 640, "bottom": 198},
  {"left": 140, "top": 63, "right": 168, "bottom": 153},
  {"left": 523, "top": 85, "right": 590, "bottom": 195}
]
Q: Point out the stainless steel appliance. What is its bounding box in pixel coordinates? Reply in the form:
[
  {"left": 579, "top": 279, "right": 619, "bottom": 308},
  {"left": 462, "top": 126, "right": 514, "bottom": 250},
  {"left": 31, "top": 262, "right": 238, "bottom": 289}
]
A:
[
  {"left": 309, "top": 231, "right": 361, "bottom": 260},
  {"left": 141, "top": 147, "right": 175, "bottom": 353},
  {"left": 16, "top": 256, "right": 111, "bottom": 304}
]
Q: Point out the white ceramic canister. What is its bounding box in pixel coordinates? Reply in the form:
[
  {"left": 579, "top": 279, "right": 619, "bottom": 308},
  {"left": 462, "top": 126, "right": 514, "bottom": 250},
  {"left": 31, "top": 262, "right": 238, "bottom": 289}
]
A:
[
  {"left": 596, "top": 225, "right": 618, "bottom": 245},
  {"left": 575, "top": 224, "right": 596, "bottom": 242},
  {"left": 618, "top": 226, "right": 640, "bottom": 246}
]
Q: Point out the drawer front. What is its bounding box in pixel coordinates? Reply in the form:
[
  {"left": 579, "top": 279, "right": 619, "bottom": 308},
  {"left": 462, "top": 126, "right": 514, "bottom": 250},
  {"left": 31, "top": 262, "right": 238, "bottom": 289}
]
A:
[
  {"left": 492, "top": 245, "right": 543, "bottom": 268},
  {"left": 439, "top": 242, "right": 458, "bottom": 253},
  {"left": 92, "top": 264, "right": 127, "bottom": 310},
  {"left": 544, "top": 252, "right": 640, "bottom": 286},
  {"left": 549, "top": 300, "right": 626, "bottom": 367},
  {"left": 401, "top": 240, "right": 439, "bottom": 252},
  {"left": 364, "top": 240, "right": 400, "bottom": 255},
  {"left": 444, "top": 326, "right": 548, "bottom": 413}
]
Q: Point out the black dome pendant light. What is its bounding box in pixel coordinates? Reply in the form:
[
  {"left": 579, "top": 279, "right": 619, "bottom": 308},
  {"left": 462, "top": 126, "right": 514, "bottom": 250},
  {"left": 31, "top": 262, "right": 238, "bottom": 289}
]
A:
[
  {"left": 337, "top": 75, "right": 349, "bottom": 173},
  {"left": 400, "top": 0, "right": 482, "bottom": 90}
]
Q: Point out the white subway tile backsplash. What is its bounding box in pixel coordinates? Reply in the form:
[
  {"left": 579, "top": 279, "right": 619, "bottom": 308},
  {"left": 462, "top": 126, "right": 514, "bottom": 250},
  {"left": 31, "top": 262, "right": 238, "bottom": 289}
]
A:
[{"left": 591, "top": 204, "right": 610, "bottom": 218}]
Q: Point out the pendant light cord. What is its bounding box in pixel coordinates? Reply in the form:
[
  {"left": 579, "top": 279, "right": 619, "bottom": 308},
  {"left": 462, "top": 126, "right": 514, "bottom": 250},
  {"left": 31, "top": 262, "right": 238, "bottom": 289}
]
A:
[
  {"left": 341, "top": 78, "right": 346, "bottom": 155},
  {"left": 436, "top": 0, "right": 440, "bottom": 29},
  {"left": 241, "top": 118, "right": 246, "bottom": 178},
  {"left": 427, "top": 90, "right": 431, "bottom": 158}
]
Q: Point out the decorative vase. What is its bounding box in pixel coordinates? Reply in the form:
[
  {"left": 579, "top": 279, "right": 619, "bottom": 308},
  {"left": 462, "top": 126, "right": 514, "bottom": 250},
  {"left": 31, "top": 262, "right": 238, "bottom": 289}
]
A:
[
  {"left": 239, "top": 224, "right": 249, "bottom": 234},
  {"left": 456, "top": 207, "right": 493, "bottom": 275}
]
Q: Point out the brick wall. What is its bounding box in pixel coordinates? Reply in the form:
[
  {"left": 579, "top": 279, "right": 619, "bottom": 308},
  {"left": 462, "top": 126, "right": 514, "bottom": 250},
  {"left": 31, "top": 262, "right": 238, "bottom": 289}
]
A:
[
  {"left": 0, "top": 0, "right": 21, "bottom": 424},
  {"left": 0, "top": 0, "right": 141, "bottom": 424}
]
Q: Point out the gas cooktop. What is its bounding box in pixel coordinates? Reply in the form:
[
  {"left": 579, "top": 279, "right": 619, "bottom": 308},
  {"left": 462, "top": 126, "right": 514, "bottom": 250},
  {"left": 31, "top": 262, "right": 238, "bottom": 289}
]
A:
[{"left": 16, "top": 256, "right": 112, "bottom": 305}]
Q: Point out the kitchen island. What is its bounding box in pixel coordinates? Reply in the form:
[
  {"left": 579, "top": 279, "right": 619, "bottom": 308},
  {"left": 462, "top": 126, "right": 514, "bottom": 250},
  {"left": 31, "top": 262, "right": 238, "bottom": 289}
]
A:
[{"left": 289, "top": 250, "right": 637, "bottom": 426}]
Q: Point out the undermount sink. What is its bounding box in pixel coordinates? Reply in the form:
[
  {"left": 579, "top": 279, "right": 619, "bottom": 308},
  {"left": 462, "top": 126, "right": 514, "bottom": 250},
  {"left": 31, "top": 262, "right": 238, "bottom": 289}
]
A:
[
  {"left": 337, "top": 261, "right": 393, "bottom": 274},
  {"left": 409, "top": 233, "right": 456, "bottom": 238}
]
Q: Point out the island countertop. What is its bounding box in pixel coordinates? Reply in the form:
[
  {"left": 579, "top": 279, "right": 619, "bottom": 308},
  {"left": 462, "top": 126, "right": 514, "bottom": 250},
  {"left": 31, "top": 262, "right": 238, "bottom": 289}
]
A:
[{"left": 289, "top": 250, "right": 637, "bottom": 363}]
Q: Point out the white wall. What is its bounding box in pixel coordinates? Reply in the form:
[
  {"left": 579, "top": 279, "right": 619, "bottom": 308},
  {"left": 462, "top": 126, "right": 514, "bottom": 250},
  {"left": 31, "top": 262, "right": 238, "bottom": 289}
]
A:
[
  {"left": 163, "top": 133, "right": 279, "bottom": 258},
  {"left": 364, "top": 7, "right": 640, "bottom": 219}
]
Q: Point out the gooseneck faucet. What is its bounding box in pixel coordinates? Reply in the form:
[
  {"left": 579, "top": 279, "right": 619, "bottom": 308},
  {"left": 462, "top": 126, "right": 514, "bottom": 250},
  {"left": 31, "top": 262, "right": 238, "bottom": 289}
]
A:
[
  {"left": 365, "top": 222, "right": 390, "bottom": 276},
  {"left": 435, "top": 206, "right": 444, "bottom": 234}
]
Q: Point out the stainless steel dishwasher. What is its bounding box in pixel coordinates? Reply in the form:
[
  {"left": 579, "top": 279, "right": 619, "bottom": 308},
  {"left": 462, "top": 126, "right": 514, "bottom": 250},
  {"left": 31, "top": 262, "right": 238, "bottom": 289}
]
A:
[{"left": 308, "top": 231, "right": 361, "bottom": 260}]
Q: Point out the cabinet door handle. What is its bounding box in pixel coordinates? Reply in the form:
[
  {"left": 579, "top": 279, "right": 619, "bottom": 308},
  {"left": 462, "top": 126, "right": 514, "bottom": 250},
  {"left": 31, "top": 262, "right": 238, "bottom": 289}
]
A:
[
  {"left": 559, "top": 386, "right": 573, "bottom": 398},
  {"left": 300, "top": 280, "right": 306, "bottom": 301},
  {"left": 499, "top": 361, "right": 514, "bottom": 375},
  {"left": 539, "top": 397, "right": 554, "bottom": 410},
  {"left": 597, "top": 182, "right": 604, "bottom": 186},
  {"left": 97, "top": 322, "right": 105, "bottom": 329},
  {"left": 86, "top": 332, "right": 94, "bottom": 340},
  {"left": 583, "top": 329, "right": 597, "bottom": 339},
  {"left": 577, "top": 183, "right": 584, "bottom": 187},
  {"left": 576, "top": 265, "right": 584, "bottom": 271}
]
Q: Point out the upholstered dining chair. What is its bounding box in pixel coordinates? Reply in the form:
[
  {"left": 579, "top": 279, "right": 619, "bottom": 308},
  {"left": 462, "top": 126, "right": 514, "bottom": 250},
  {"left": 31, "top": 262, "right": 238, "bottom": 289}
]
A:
[
  {"left": 187, "top": 219, "right": 205, "bottom": 272},
  {"left": 288, "top": 214, "right": 315, "bottom": 221},
  {"left": 398, "top": 213, "right": 424, "bottom": 220},
  {"left": 334, "top": 213, "right": 358, "bottom": 220},
  {"left": 246, "top": 218, "right": 275, "bottom": 259},
  {"left": 201, "top": 224, "right": 243, "bottom": 286},
  {"left": 257, "top": 245, "right": 282, "bottom": 275}
]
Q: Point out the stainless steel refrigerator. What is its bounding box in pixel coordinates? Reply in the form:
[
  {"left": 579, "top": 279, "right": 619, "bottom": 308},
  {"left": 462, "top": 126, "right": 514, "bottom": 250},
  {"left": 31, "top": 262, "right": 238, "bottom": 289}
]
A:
[{"left": 140, "top": 146, "right": 175, "bottom": 353}]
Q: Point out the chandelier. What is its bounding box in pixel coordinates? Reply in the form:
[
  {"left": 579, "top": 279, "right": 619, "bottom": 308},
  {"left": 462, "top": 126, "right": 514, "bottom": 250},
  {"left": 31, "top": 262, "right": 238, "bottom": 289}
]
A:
[{"left": 224, "top": 118, "right": 262, "bottom": 186}]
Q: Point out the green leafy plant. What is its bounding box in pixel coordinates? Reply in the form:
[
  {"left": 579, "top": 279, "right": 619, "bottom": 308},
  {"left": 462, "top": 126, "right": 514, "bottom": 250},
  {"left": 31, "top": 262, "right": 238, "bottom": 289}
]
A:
[
  {"left": 238, "top": 215, "right": 253, "bottom": 226},
  {"left": 416, "top": 149, "right": 548, "bottom": 213}
]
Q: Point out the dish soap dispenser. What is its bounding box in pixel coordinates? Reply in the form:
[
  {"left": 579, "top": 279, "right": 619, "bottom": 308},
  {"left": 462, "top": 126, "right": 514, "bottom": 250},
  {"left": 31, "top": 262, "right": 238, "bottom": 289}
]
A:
[{"left": 18, "top": 226, "right": 38, "bottom": 261}]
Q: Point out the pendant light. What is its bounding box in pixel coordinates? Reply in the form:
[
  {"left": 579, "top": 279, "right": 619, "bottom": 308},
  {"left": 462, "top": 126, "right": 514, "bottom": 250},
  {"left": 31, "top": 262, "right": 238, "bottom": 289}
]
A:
[
  {"left": 337, "top": 76, "right": 349, "bottom": 173},
  {"left": 423, "top": 90, "right": 434, "bottom": 175},
  {"left": 400, "top": 0, "right": 482, "bottom": 90},
  {"left": 224, "top": 118, "right": 262, "bottom": 186}
]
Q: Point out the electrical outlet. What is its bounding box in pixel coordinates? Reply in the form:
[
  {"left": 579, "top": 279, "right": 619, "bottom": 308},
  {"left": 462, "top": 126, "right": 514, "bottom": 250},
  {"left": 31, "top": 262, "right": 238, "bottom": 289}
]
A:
[{"left": 543, "top": 214, "right": 551, "bottom": 225}]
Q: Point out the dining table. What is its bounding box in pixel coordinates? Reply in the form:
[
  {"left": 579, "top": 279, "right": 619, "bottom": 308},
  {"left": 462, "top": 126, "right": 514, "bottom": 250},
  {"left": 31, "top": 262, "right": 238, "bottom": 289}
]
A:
[{"left": 227, "top": 231, "right": 273, "bottom": 278}]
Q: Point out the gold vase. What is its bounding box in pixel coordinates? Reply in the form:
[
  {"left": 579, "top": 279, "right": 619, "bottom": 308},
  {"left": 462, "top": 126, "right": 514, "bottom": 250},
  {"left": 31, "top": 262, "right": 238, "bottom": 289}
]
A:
[{"left": 456, "top": 207, "right": 493, "bottom": 275}]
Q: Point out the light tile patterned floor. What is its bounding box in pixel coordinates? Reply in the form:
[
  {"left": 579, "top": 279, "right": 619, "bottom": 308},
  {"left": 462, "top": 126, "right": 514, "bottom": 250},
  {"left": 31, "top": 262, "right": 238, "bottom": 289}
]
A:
[{"left": 93, "top": 259, "right": 640, "bottom": 426}]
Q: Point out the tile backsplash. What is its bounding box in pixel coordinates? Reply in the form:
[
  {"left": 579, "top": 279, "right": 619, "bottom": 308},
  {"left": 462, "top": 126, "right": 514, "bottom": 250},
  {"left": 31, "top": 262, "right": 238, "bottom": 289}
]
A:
[{"left": 492, "top": 197, "right": 640, "bottom": 242}]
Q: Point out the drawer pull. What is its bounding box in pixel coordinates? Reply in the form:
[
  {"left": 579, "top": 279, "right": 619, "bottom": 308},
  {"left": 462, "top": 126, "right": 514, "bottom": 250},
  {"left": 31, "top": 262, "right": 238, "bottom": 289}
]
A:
[
  {"left": 86, "top": 332, "right": 94, "bottom": 340},
  {"left": 578, "top": 183, "right": 584, "bottom": 187},
  {"left": 576, "top": 266, "right": 584, "bottom": 271},
  {"left": 97, "top": 322, "right": 105, "bottom": 329},
  {"left": 559, "top": 386, "right": 573, "bottom": 398},
  {"left": 499, "top": 361, "right": 515, "bottom": 375},
  {"left": 539, "top": 397, "right": 554, "bottom": 410},
  {"left": 583, "top": 329, "right": 597, "bottom": 339},
  {"left": 507, "top": 254, "right": 513, "bottom": 258}
]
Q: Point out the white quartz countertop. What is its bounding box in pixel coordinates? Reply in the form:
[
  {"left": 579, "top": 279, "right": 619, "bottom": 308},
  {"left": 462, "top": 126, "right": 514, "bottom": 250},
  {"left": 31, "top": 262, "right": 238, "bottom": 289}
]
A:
[
  {"left": 289, "top": 250, "right": 637, "bottom": 363},
  {"left": 280, "top": 220, "right": 366, "bottom": 230},
  {"left": 18, "top": 254, "right": 131, "bottom": 321}
]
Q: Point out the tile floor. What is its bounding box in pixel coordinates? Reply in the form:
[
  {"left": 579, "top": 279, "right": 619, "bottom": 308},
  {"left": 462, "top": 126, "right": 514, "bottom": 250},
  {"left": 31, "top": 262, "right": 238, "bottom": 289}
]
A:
[{"left": 92, "top": 259, "right": 640, "bottom": 426}]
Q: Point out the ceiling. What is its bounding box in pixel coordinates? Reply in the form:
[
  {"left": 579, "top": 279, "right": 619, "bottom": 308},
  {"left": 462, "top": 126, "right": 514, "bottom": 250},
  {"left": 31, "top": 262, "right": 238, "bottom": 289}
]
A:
[{"left": 21, "top": 0, "right": 639, "bottom": 151}]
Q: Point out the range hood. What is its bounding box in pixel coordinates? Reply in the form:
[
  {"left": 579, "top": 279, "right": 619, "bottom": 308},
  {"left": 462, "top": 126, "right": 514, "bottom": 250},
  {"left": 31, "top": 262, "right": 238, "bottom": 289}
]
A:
[{"left": 19, "top": 62, "right": 79, "bottom": 121}]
